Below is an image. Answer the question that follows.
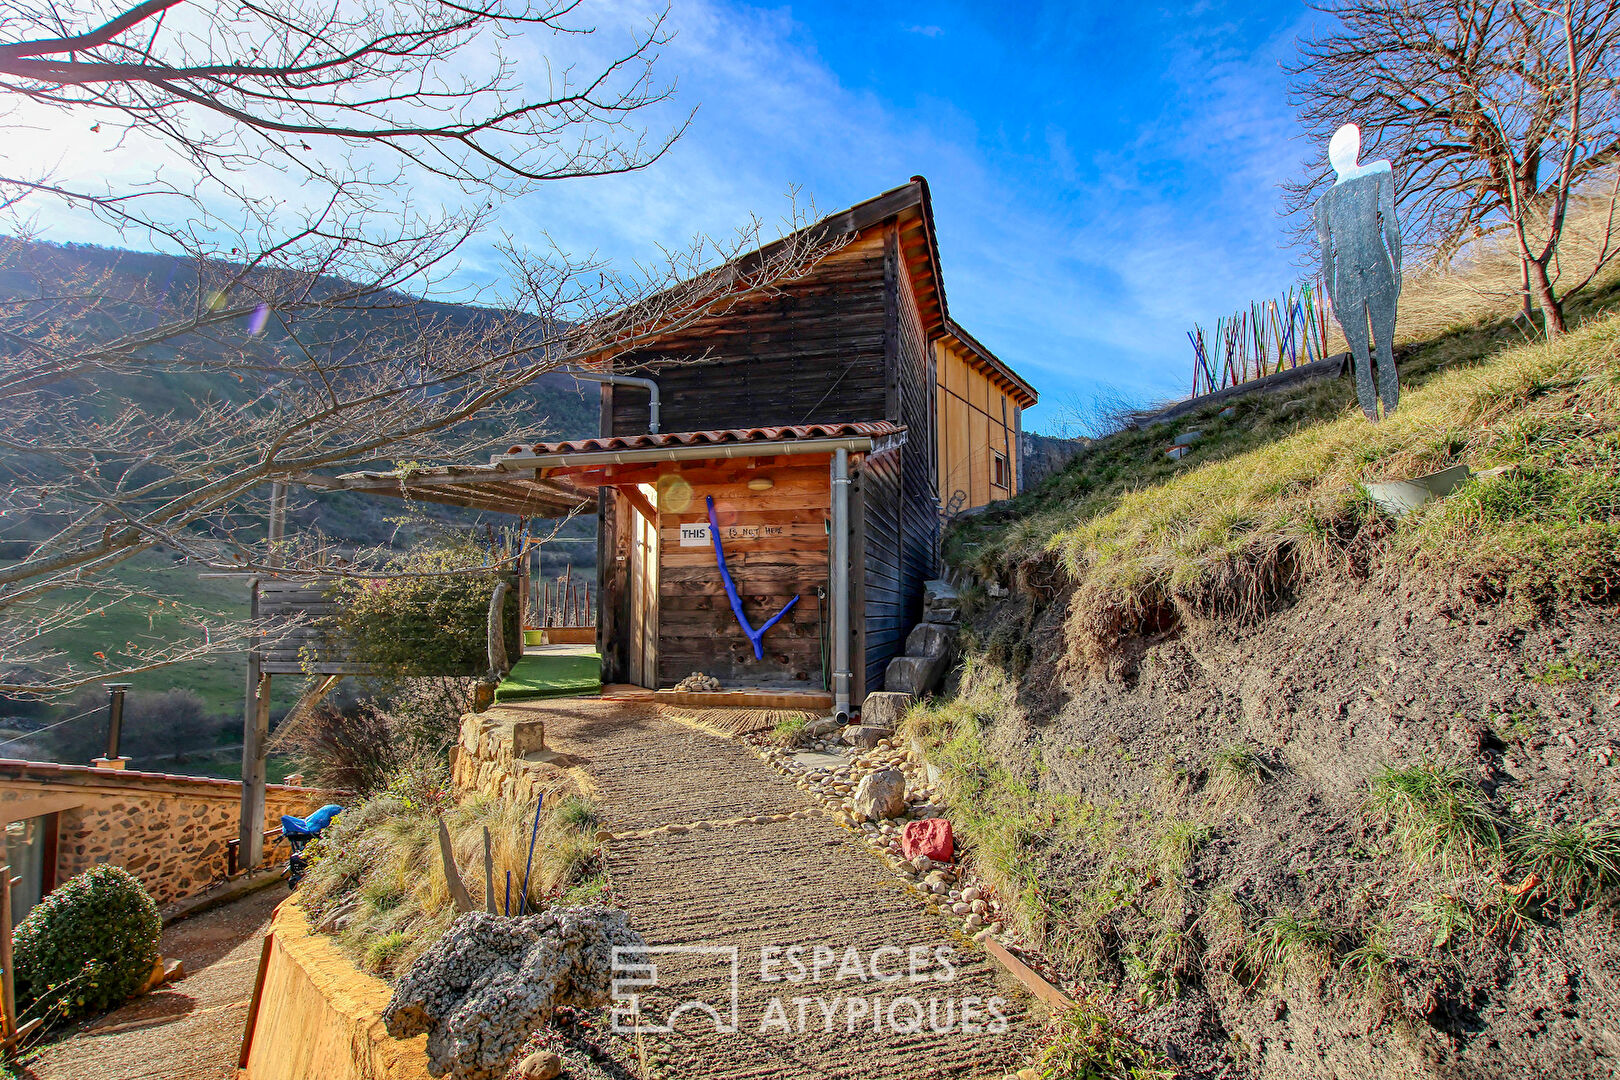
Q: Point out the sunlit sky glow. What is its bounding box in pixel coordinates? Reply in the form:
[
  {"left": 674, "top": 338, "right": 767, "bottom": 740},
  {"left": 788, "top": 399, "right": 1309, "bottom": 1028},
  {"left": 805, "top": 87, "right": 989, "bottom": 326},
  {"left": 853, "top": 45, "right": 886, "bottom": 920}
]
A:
[{"left": 6, "top": 0, "right": 1328, "bottom": 431}]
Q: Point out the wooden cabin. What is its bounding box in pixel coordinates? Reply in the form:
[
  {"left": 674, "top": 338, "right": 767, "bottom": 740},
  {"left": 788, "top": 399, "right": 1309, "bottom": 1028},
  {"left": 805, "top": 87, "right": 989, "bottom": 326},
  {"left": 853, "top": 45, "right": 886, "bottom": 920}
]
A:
[
  {"left": 491, "top": 178, "right": 1038, "bottom": 715},
  {"left": 936, "top": 321, "right": 1037, "bottom": 515}
]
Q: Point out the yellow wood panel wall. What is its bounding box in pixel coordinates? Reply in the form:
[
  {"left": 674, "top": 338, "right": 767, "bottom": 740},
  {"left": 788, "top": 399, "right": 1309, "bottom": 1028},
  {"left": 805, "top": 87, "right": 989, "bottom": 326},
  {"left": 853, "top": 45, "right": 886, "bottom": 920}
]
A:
[{"left": 935, "top": 339, "right": 1017, "bottom": 512}]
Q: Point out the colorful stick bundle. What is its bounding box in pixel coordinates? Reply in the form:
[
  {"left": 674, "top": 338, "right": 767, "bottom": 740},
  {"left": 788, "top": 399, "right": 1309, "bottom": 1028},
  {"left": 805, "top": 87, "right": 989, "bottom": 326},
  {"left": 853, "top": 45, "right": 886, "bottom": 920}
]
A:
[{"left": 1188, "top": 283, "right": 1332, "bottom": 398}]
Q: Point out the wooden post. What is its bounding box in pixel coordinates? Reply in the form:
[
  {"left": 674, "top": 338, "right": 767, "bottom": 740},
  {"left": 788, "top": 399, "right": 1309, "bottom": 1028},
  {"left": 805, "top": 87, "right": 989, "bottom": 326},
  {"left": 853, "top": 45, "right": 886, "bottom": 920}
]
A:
[
  {"left": 0, "top": 863, "right": 14, "bottom": 1043},
  {"left": 0, "top": 860, "right": 39, "bottom": 1051},
  {"left": 239, "top": 483, "right": 286, "bottom": 873},
  {"left": 238, "top": 665, "right": 272, "bottom": 871}
]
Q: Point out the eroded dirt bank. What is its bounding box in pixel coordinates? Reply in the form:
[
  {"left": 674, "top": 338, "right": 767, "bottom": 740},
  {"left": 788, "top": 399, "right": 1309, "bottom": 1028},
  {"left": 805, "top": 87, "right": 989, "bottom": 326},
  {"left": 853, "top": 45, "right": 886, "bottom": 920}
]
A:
[{"left": 949, "top": 575, "right": 1620, "bottom": 1079}]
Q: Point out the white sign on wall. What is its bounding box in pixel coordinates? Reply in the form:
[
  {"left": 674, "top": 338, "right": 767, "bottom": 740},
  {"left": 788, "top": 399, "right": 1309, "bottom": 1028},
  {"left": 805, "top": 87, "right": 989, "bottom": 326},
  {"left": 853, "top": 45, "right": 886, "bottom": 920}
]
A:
[{"left": 679, "top": 522, "right": 711, "bottom": 547}]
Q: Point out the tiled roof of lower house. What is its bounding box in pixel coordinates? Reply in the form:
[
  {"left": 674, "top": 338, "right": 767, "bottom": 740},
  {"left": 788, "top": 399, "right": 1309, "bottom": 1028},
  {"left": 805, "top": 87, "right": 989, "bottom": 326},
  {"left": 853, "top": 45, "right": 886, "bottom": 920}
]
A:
[{"left": 499, "top": 421, "right": 904, "bottom": 458}]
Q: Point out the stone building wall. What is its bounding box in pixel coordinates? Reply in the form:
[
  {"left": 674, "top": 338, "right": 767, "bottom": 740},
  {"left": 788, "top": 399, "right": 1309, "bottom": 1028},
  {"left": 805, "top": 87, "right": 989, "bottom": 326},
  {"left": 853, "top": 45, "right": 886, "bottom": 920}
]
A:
[{"left": 0, "top": 759, "right": 322, "bottom": 906}]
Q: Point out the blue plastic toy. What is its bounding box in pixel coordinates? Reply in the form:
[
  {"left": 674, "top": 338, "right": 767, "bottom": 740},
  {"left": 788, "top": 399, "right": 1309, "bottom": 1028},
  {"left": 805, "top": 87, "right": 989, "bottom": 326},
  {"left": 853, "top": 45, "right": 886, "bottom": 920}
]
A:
[{"left": 281, "top": 803, "right": 343, "bottom": 838}]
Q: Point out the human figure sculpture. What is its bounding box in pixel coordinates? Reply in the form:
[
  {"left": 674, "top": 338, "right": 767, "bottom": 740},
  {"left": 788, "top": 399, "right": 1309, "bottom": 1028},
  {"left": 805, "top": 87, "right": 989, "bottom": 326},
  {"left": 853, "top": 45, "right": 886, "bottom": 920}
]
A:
[{"left": 1316, "top": 123, "right": 1401, "bottom": 420}]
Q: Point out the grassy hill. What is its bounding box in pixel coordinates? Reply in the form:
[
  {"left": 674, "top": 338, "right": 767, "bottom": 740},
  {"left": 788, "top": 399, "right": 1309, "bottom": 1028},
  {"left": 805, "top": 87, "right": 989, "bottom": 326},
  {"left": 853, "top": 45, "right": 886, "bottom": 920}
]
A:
[
  {"left": 920, "top": 274, "right": 1620, "bottom": 1076},
  {"left": 0, "top": 240, "right": 602, "bottom": 771}
]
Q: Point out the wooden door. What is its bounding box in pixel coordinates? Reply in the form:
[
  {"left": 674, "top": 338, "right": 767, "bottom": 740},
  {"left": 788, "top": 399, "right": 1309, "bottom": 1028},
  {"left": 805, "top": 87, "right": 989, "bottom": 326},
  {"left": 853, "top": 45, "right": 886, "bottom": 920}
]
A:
[{"left": 628, "top": 490, "right": 659, "bottom": 687}]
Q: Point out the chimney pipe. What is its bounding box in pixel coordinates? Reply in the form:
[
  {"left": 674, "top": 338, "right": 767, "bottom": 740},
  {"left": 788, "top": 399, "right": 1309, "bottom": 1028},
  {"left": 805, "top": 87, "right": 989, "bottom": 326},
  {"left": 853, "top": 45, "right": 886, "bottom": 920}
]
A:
[{"left": 97, "top": 683, "right": 131, "bottom": 769}]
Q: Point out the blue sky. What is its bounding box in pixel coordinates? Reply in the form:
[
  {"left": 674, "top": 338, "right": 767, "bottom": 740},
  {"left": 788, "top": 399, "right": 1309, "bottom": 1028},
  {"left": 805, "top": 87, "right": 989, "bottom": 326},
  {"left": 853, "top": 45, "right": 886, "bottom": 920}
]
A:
[
  {"left": 5, "top": 0, "right": 1330, "bottom": 433},
  {"left": 493, "top": 0, "right": 1327, "bottom": 432}
]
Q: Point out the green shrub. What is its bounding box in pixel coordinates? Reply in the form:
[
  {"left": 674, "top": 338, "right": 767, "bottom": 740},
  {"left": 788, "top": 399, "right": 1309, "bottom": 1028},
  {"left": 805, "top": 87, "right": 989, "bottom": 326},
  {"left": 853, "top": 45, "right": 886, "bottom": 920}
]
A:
[
  {"left": 1036, "top": 1002, "right": 1175, "bottom": 1080},
  {"left": 15, "top": 865, "right": 161, "bottom": 1023},
  {"left": 323, "top": 538, "right": 521, "bottom": 678}
]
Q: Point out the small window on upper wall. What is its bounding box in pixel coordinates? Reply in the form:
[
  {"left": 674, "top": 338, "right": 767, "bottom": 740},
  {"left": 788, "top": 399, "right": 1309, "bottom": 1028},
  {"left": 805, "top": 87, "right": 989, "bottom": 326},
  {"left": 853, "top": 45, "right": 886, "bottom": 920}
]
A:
[{"left": 992, "top": 451, "right": 1009, "bottom": 490}]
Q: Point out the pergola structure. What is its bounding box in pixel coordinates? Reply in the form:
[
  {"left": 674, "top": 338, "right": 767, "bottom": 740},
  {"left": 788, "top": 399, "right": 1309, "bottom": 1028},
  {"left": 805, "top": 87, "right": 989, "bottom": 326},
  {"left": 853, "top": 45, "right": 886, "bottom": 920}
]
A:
[
  {"left": 232, "top": 466, "right": 591, "bottom": 871},
  {"left": 296, "top": 463, "right": 593, "bottom": 519}
]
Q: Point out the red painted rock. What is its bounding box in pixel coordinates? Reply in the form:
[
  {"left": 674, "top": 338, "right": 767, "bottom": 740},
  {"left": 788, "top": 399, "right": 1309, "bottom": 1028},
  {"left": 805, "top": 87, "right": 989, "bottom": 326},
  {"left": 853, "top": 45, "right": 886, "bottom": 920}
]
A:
[{"left": 900, "top": 818, "right": 953, "bottom": 864}]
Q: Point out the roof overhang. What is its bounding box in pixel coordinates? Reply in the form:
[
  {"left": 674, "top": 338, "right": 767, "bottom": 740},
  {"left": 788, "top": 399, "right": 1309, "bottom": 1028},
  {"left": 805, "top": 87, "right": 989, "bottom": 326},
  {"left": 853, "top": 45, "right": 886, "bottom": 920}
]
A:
[
  {"left": 296, "top": 465, "right": 592, "bottom": 518},
  {"left": 499, "top": 430, "right": 906, "bottom": 479},
  {"left": 942, "top": 318, "right": 1038, "bottom": 408},
  {"left": 295, "top": 424, "right": 907, "bottom": 511},
  {"left": 570, "top": 177, "right": 950, "bottom": 366}
]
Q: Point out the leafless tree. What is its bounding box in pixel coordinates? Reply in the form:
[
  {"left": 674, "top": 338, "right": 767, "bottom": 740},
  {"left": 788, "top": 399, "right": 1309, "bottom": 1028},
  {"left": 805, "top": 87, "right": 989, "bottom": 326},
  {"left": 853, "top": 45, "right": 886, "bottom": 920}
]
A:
[
  {"left": 0, "top": 0, "right": 844, "bottom": 697},
  {"left": 1287, "top": 0, "right": 1620, "bottom": 333}
]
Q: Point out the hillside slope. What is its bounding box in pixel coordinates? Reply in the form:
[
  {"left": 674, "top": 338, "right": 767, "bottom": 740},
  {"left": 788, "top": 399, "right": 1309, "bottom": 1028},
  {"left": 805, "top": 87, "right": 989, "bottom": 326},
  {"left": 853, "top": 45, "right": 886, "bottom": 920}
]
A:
[
  {"left": 0, "top": 238, "right": 601, "bottom": 547},
  {"left": 917, "top": 309, "right": 1620, "bottom": 1078},
  {"left": 0, "top": 240, "right": 601, "bottom": 752}
]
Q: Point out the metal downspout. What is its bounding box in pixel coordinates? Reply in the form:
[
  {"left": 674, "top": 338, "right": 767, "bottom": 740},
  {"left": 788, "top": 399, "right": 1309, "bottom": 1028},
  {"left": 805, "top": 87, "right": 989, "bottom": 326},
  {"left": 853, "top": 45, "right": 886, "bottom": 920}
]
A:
[
  {"left": 831, "top": 448, "right": 852, "bottom": 722},
  {"left": 561, "top": 368, "right": 661, "bottom": 433}
]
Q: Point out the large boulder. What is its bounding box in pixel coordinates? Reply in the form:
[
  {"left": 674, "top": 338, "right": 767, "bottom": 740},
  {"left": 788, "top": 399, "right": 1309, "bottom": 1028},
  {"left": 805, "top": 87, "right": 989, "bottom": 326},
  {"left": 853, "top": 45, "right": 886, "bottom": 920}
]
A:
[
  {"left": 884, "top": 652, "right": 947, "bottom": 696},
  {"left": 852, "top": 769, "right": 908, "bottom": 821},
  {"left": 922, "top": 579, "right": 961, "bottom": 624},
  {"left": 905, "top": 621, "right": 953, "bottom": 660},
  {"left": 860, "top": 691, "right": 913, "bottom": 730},
  {"left": 900, "top": 818, "right": 954, "bottom": 864},
  {"left": 384, "top": 908, "right": 643, "bottom": 1080},
  {"left": 842, "top": 725, "right": 891, "bottom": 748}
]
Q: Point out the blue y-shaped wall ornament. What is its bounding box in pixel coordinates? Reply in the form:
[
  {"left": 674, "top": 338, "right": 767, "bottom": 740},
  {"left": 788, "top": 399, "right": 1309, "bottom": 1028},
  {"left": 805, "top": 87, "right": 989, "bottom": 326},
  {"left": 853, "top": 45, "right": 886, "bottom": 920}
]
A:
[{"left": 706, "top": 495, "right": 798, "bottom": 659}]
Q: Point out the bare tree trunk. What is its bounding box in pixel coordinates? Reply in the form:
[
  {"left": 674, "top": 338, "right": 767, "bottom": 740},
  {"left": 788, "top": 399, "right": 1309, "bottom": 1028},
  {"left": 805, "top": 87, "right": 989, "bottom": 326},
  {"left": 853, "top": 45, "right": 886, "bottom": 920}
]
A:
[{"left": 1528, "top": 257, "right": 1568, "bottom": 336}]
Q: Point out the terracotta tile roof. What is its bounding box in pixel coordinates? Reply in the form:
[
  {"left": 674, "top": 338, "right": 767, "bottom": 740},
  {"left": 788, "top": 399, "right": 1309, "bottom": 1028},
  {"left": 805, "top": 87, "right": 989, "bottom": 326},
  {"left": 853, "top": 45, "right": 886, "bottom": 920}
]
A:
[
  {"left": 500, "top": 421, "right": 904, "bottom": 458},
  {"left": 0, "top": 757, "right": 310, "bottom": 792}
]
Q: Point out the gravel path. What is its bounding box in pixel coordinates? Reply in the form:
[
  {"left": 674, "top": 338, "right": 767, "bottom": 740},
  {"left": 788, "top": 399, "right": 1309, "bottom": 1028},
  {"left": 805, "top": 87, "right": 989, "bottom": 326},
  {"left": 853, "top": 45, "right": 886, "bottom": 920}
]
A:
[
  {"left": 23, "top": 882, "right": 282, "bottom": 1080},
  {"left": 537, "top": 701, "right": 1038, "bottom": 1080}
]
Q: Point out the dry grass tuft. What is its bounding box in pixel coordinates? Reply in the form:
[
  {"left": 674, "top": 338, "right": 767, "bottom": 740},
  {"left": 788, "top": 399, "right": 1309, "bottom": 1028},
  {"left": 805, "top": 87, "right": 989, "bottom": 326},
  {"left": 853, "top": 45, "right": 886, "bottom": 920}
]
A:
[{"left": 298, "top": 782, "right": 605, "bottom": 975}]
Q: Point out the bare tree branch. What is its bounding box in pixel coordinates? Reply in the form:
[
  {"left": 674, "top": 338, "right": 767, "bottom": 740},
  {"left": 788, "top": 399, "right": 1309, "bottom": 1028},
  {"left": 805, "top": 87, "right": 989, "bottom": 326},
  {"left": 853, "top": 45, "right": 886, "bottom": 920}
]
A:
[
  {"left": 0, "top": 0, "right": 846, "bottom": 698},
  {"left": 1285, "top": 0, "right": 1620, "bottom": 333}
]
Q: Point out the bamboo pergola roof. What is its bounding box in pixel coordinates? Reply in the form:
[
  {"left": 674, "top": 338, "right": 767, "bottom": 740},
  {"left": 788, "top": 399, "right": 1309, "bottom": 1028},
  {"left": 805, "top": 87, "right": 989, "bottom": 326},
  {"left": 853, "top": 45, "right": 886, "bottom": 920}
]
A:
[{"left": 297, "top": 463, "right": 592, "bottom": 517}]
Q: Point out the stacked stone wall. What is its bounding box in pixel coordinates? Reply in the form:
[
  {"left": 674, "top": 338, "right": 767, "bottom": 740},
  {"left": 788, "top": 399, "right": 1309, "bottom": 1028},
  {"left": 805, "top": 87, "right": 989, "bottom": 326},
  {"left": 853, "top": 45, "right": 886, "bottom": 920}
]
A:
[
  {"left": 0, "top": 759, "right": 321, "bottom": 905},
  {"left": 448, "top": 712, "right": 574, "bottom": 808}
]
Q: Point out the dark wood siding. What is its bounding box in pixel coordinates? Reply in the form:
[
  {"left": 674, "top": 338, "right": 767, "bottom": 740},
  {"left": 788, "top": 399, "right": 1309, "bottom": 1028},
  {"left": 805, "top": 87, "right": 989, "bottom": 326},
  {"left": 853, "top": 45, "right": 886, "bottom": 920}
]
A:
[
  {"left": 894, "top": 228, "right": 939, "bottom": 638},
  {"left": 861, "top": 225, "right": 938, "bottom": 692},
  {"left": 858, "top": 446, "right": 904, "bottom": 693},
  {"left": 608, "top": 235, "right": 889, "bottom": 436}
]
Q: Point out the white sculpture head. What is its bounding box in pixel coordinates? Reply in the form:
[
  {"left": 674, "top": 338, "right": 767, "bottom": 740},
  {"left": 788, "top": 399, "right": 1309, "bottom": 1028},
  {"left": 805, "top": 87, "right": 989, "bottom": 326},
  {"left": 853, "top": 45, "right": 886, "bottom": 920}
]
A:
[
  {"left": 1327, "top": 122, "right": 1392, "bottom": 184},
  {"left": 1329, "top": 124, "right": 1361, "bottom": 180}
]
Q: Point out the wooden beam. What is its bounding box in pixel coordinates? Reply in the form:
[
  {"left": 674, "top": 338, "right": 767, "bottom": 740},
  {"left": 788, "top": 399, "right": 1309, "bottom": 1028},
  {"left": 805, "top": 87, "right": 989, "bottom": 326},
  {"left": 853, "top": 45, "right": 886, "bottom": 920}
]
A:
[
  {"left": 0, "top": 794, "right": 84, "bottom": 823},
  {"left": 616, "top": 484, "right": 656, "bottom": 523},
  {"left": 982, "top": 938, "right": 1075, "bottom": 1013}
]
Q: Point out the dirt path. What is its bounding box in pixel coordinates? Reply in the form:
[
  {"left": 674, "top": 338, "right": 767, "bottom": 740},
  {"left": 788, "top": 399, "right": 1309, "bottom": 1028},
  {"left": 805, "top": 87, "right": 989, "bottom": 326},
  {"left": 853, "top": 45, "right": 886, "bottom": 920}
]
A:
[
  {"left": 23, "top": 882, "right": 281, "bottom": 1080},
  {"left": 531, "top": 700, "right": 1040, "bottom": 1080}
]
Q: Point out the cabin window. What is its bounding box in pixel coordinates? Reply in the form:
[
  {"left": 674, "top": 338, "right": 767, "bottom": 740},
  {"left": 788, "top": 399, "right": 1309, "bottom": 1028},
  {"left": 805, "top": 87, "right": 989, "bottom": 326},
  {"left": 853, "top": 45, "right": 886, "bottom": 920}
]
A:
[{"left": 992, "top": 451, "right": 1009, "bottom": 491}]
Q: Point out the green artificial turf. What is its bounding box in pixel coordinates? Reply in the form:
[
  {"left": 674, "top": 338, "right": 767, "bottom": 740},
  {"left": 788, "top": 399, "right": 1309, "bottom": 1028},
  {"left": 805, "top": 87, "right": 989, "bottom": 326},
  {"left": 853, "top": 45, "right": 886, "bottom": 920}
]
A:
[{"left": 494, "top": 652, "right": 603, "bottom": 702}]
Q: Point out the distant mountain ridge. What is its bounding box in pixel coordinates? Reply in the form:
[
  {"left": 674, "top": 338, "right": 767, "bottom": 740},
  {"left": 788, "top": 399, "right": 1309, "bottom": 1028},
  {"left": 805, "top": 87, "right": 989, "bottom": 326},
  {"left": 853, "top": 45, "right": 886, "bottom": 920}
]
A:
[{"left": 0, "top": 237, "right": 602, "bottom": 548}]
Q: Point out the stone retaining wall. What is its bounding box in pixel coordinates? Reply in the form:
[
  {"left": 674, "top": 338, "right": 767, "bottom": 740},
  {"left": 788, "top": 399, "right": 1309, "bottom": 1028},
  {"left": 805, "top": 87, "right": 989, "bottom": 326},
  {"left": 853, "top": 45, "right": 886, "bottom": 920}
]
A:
[
  {"left": 241, "top": 901, "right": 432, "bottom": 1080},
  {"left": 0, "top": 759, "right": 320, "bottom": 906},
  {"left": 449, "top": 710, "right": 577, "bottom": 807}
]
